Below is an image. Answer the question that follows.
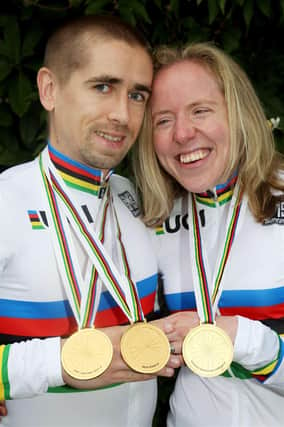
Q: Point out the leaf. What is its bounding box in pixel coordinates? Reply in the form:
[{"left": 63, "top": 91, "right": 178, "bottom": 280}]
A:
[
  {"left": 22, "top": 25, "right": 43, "bottom": 58},
  {"left": 281, "top": 0, "right": 284, "bottom": 16},
  {"left": 0, "top": 40, "right": 9, "bottom": 57},
  {"left": 0, "top": 57, "right": 12, "bottom": 81},
  {"left": 169, "top": 0, "right": 180, "bottom": 17},
  {"left": 219, "top": 0, "right": 227, "bottom": 14},
  {"left": 153, "top": 0, "right": 162, "bottom": 8},
  {"left": 2, "top": 16, "right": 21, "bottom": 65},
  {"left": 8, "top": 71, "right": 33, "bottom": 117},
  {"left": 257, "top": 0, "right": 271, "bottom": 17},
  {"left": 0, "top": 103, "right": 13, "bottom": 127},
  {"left": 118, "top": 6, "right": 136, "bottom": 26},
  {"left": 24, "top": 57, "right": 43, "bottom": 73},
  {"left": 208, "top": 0, "right": 219, "bottom": 24},
  {"left": 19, "top": 109, "right": 42, "bottom": 147},
  {"left": 131, "top": 1, "right": 151, "bottom": 23},
  {"left": 222, "top": 27, "right": 242, "bottom": 53},
  {"left": 84, "top": 0, "right": 112, "bottom": 14},
  {"left": 69, "top": 0, "right": 84, "bottom": 6},
  {"left": 0, "top": 127, "right": 31, "bottom": 166},
  {"left": 243, "top": 0, "right": 254, "bottom": 29}
]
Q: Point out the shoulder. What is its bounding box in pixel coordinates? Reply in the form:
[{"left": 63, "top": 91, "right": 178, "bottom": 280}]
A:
[
  {"left": 110, "top": 174, "right": 141, "bottom": 218},
  {"left": 0, "top": 157, "right": 39, "bottom": 186},
  {"left": 109, "top": 173, "right": 136, "bottom": 195},
  {"left": 0, "top": 157, "right": 40, "bottom": 206}
]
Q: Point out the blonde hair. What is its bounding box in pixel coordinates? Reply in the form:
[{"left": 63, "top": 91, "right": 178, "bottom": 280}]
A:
[{"left": 133, "top": 42, "right": 284, "bottom": 226}]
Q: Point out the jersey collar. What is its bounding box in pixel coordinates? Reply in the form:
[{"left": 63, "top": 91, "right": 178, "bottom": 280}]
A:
[
  {"left": 195, "top": 172, "right": 238, "bottom": 207},
  {"left": 48, "top": 143, "right": 113, "bottom": 197}
]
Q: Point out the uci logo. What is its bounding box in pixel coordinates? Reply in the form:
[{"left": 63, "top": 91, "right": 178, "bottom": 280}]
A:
[
  {"left": 163, "top": 209, "right": 205, "bottom": 234},
  {"left": 165, "top": 214, "right": 189, "bottom": 233}
]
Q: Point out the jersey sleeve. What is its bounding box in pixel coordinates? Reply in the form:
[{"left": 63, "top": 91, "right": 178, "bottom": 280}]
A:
[
  {"left": 0, "top": 337, "right": 64, "bottom": 399},
  {"left": 229, "top": 316, "right": 284, "bottom": 389}
]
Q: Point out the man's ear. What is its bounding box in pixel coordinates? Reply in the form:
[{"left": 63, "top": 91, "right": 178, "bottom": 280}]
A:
[{"left": 37, "top": 67, "right": 56, "bottom": 112}]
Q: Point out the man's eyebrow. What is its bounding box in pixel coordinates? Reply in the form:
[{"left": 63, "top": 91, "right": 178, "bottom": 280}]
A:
[
  {"left": 133, "top": 84, "right": 152, "bottom": 95},
  {"left": 86, "top": 75, "right": 122, "bottom": 85}
]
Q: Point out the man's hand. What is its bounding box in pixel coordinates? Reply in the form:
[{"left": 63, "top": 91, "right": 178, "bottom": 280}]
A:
[{"left": 61, "top": 323, "right": 180, "bottom": 390}]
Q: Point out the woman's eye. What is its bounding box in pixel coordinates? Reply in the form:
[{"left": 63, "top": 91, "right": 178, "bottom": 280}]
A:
[
  {"left": 155, "top": 118, "right": 170, "bottom": 127},
  {"left": 194, "top": 108, "right": 210, "bottom": 115}
]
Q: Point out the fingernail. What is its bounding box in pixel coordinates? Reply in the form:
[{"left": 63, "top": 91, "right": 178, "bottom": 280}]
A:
[{"left": 166, "top": 367, "right": 174, "bottom": 376}]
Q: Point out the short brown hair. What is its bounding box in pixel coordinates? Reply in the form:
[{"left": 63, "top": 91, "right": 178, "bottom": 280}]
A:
[{"left": 44, "top": 15, "right": 151, "bottom": 84}]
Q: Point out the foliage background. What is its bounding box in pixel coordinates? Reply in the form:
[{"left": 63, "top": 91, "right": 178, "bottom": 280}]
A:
[{"left": 0, "top": 0, "right": 284, "bottom": 424}]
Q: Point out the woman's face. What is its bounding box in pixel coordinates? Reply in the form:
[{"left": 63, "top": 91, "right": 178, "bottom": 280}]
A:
[{"left": 151, "top": 60, "right": 230, "bottom": 193}]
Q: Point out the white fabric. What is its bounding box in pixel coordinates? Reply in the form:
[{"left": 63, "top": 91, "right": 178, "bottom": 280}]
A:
[
  {"left": 0, "top": 148, "right": 158, "bottom": 427},
  {"left": 1, "top": 380, "right": 157, "bottom": 427},
  {"left": 154, "top": 192, "right": 284, "bottom": 426}
]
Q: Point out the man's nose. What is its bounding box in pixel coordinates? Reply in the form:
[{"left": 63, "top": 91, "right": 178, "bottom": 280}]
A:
[{"left": 107, "top": 95, "right": 129, "bottom": 125}]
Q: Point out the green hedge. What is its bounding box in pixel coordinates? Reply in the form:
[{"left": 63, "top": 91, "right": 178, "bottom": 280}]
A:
[{"left": 0, "top": 0, "right": 283, "bottom": 168}]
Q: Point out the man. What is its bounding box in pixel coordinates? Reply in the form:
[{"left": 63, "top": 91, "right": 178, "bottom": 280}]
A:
[{"left": 0, "top": 15, "right": 178, "bottom": 427}]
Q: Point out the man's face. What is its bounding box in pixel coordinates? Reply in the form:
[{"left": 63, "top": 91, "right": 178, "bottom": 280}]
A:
[
  {"left": 151, "top": 60, "right": 230, "bottom": 193},
  {"left": 48, "top": 39, "right": 153, "bottom": 172}
]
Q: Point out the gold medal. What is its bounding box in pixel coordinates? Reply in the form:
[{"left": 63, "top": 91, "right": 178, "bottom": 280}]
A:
[
  {"left": 61, "top": 328, "right": 113, "bottom": 380},
  {"left": 182, "top": 323, "right": 233, "bottom": 377},
  {"left": 120, "top": 322, "right": 170, "bottom": 374}
]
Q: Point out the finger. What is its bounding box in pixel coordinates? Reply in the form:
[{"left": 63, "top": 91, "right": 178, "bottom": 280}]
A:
[
  {"left": 165, "top": 331, "right": 182, "bottom": 342},
  {"left": 169, "top": 340, "right": 183, "bottom": 355},
  {"left": 158, "top": 366, "right": 175, "bottom": 377},
  {"left": 167, "top": 355, "right": 183, "bottom": 369},
  {"left": 127, "top": 372, "right": 156, "bottom": 382},
  {"left": 0, "top": 405, "right": 7, "bottom": 417}
]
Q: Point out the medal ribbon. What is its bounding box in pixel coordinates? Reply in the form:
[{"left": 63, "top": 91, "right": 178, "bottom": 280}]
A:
[
  {"left": 190, "top": 185, "right": 243, "bottom": 323},
  {"left": 81, "top": 194, "right": 110, "bottom": 328},
  {"left": 40, "top": 154, "right": 110, "bottom": 326},
  {"left": 40, "top": 149, "right": 144, "bottom": 327},
  {"left": 111, "top": 204, "right": 144, "bottom": 322}
]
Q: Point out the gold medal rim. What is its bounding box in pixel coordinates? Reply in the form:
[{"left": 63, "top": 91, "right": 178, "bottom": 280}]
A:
[
  {"left": 182, "top": 323, "right": 233, "bottom": 378},
  {"left": 61, "top": 328, "right": 113, "bottom": 380},
  {"left": 120, "top": 322, "right": 170, "bottom": 374}
]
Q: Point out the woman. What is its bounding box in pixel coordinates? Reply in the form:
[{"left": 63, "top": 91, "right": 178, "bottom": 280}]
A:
[{"left": 133, "top": 42, "right": 284, "bottom": 426}]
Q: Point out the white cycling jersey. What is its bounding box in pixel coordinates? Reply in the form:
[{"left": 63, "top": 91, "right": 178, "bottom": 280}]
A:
[
  {"left": 154, "top": 177, "right": 284, "bottom": 427},
  {"left": 0, "top": 145, "right": 158, "bottom": 427}
]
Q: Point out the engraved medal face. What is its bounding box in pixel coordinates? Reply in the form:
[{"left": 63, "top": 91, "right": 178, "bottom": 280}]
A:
[
  {"left": 61, "top": 328, "right": 113, "bottom": 380},
  {"left": 120, "top": 322, "right": 170, "bottom": 374},
  {"left": 182, "top": 324, "right": 233, "bottom": 377}
]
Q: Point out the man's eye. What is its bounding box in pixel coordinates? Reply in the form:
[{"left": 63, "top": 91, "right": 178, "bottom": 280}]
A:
[
  {"left": 129, "top": 92, "right": 145, "bottom": 102},
  {"left": 95, "top": 84, "right": 110, "bottom": 93}
]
